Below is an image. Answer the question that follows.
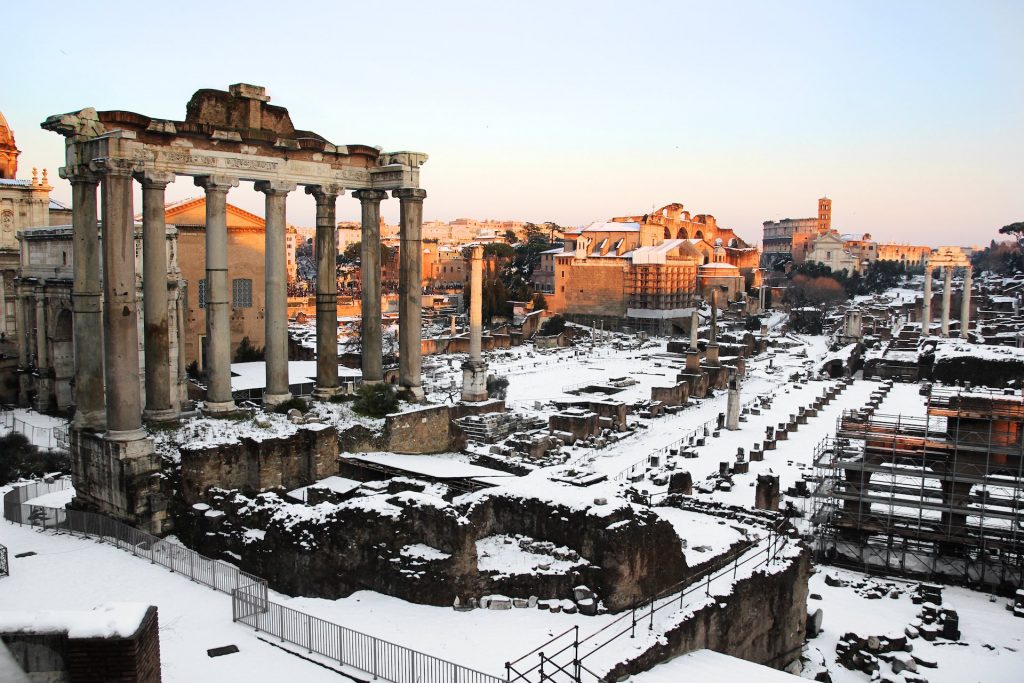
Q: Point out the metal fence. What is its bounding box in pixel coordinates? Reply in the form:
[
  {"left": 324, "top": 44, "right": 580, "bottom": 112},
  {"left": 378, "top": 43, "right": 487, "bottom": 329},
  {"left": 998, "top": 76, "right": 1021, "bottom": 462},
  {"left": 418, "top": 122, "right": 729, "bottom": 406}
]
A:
[
  {"left": 0, "top": 411, "right": 69, "bottom": 451},
  {"left": 0, "top": 542, "right": 8, "bottom": 578},
  {"left": 5, "top": 478, "right": 505, "bottom": 683},
  {"left": 3, "top": 479, "right": 264, "bottom": 597},
  {"left": 231, "top": 584, "right": 504, "bottom": 683}
]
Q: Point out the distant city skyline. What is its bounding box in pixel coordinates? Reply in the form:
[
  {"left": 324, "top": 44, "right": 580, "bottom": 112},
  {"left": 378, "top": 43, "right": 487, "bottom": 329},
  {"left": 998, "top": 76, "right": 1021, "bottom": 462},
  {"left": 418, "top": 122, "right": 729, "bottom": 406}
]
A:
[{"left": 3, "top": 1, "right": 1020, "bottom": 247}]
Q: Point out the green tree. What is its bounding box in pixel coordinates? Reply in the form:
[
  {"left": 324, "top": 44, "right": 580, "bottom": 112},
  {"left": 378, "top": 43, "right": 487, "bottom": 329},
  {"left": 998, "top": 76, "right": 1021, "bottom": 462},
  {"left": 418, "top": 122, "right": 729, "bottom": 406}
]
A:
[
  {"left": 486, "top": 374, "right": 510, "bottom": 399},
  {"left": 234, "top": 336, "right": 265, "bottom": 363},
  {"left": 531, "top": 292, "right": 548, "bottom": 310},
  {"left": 353, "top": 382, "right": 399, "bottom": 418},
  {"left": 540, "top": 314, "right": 566, "bottom": 336},
  {"left": 999, "top": 221, "right": 1024, "bottom": 246}
]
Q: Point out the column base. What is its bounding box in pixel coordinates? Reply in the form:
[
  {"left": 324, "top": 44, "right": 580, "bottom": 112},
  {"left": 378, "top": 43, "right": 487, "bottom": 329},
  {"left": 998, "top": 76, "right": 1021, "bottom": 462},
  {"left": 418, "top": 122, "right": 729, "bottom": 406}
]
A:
[
  {"left": 262, "top": 392, "right": 293, "bottom": 409},
  {"left": 399, "top": 385, "right": 425, "bottom": 403},
  {"left": 311, "top": 386, "right": 341, "bottom": 401},
  {"left": 203, "top": 399, "right": 238, "bottom": 416},
  {"left": 461, "top": 360, "right": 489, "bottom": 403},
  {"left": 143, "top": 408, "right": 179, "bottom": 424},
  {"left": 104, "top": 427, "right": 149, "bottom": 443}
]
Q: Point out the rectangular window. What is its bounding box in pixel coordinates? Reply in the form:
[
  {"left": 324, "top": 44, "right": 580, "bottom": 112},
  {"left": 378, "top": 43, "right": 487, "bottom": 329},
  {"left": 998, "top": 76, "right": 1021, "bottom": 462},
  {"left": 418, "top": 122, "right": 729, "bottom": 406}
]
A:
[
  {"left": 198, "top": 279, "right": 207, "bottom": 309},
  {"left": 232, "top": 278, "right": 253, "bottom": 309}
]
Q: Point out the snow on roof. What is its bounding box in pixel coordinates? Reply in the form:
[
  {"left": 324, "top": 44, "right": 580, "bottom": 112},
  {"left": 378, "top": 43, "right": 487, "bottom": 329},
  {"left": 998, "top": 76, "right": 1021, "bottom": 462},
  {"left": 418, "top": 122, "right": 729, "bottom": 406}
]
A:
[
  {"left": 346, "top": 453, "right": 516, "bottom": 480},
  {"left": 572, "top": 221, "right": 641, "bottom": 233},
  {"left": 230, "top": 361, "right": 360, "bottom": 391},
  {"left": 48, "top": 198, "right": 70, "bottom": 210},
  {"left": 540, "top": 247, "right": 565, "bottom": 254},
  {"left": 699, "top": 262, "right": 739, "bottom": 269},
  {"left": 632, "top": 239, "right": 693, "bottom": 264},
  {"left": 0, "top": 604, "right": 151, "bottom": 639},
  {"left": 287, "top": 475, "right": 362, "bottom": 501},
  {"left": 0, "top": 178, "right": 31, "bottom": 186}
]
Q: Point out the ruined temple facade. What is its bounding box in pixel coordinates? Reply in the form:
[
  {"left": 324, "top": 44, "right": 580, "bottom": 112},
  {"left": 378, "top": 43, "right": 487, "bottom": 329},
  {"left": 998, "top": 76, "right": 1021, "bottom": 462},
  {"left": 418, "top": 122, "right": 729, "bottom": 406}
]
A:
[
  {"left": 43, "top": 83, "right": 427, "bottom": 532},
  {"left": 761, "top": 197, "right": 832, "bottom": 267},
  {"left": 547, "top": 203, "right": 761, "bottom": 331}
]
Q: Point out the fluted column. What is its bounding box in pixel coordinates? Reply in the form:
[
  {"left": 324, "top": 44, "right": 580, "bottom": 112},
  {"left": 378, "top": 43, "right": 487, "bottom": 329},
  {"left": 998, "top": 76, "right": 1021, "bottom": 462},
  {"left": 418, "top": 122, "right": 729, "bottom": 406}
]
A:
[
  {"left": 96, "top": 160, "right": 144, "bottom": 440},
  {"left": 941, "top": 266, "right": 952, "bottom": 337},
  {"left": 353, "top": 190, "right": 388, "bottom": 384},
  {"left": 256, "top": 180, "right": 295, "bottom": 408},
  {"left": 69, "top": 172, "right": 105, "bottom": 430},
  {"left": 137, "top": 171, "right": 176, "bottom": 421},
  {"left": 195, "top": 175, "right": 239, "bottom": 414},
  {"left": 307, "top": 184, "right": 343, "bottom": 398},
  {"left": 922, "top": 265, "right": 932, "bottom": 336},
  {"left": 960, "top": 266, "right": 972, "bottom": 340},
  {"left": 395, "top": 188, "right": 427, "bottom": 401}
]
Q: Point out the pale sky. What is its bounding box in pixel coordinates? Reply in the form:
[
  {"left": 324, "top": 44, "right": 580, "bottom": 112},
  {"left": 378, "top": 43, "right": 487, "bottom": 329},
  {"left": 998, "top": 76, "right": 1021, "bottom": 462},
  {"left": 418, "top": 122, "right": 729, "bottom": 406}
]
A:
[{"left": 2, "top": 1, "right": 1021, "bottom": 246}]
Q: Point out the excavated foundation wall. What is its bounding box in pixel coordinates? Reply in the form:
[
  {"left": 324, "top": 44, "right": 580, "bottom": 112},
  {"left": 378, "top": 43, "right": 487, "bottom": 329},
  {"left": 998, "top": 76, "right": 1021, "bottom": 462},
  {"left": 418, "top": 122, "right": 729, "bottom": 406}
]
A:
[{"left": 604, "top": 546, "right": 811, "bottom": 678}]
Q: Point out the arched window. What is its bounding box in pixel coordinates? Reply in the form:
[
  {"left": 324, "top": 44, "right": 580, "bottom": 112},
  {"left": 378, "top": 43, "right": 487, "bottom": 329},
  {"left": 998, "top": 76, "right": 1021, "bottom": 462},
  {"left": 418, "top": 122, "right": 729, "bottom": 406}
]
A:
[{"left": 677, "top": 228, "right": 688, "bottom": 240}]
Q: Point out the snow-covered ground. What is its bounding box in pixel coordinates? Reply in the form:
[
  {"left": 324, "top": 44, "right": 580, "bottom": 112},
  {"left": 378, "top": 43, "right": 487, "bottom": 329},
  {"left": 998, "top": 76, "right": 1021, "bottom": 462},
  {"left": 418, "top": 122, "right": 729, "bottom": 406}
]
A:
[{"left": 804, "top": 566, "right": 1024, "bottom": 683}]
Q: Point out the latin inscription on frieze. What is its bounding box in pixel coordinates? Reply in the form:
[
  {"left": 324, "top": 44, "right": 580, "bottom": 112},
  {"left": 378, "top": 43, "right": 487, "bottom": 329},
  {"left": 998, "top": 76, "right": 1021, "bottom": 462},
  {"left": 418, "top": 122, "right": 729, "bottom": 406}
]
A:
[
  {"left": 372, "top": 171, "right": 404, "bottom": 183},
  {"left": 224, "top": 157, "right": 278, "bottom": 171}
]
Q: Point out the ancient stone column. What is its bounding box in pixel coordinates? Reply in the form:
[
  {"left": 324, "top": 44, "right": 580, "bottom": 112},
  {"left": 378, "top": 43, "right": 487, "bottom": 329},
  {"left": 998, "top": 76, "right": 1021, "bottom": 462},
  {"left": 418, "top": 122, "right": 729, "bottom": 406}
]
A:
[
  {"left": 307, "top": 185, "right": 342, "bottom": 399},
  {"left": 960, "top": 266, "right": 972, "bottom": 340},
  {"left": 175, "top": 281, "right": 187, "bottom": 412},
  {"left": 97, "top": 160, "right": 145, "bottom": 440},
  {"left": 689, "top": 310, "right": 699, "bottom": 350},
  {"left": 137, "top": 171, "right": 176, "bottom": 422},
  {"left": 726, "top": 374, "right": 740, "bottom": 430},
  {"left": 256, "top": 180, "right": 295, "bottom": 408},
  {"left": 14, "top": 285, "right": 29, "bottom": 406},
  {"left": 395, "top": 188, "right": 427, "bottom": 401},
  {"left": 353, "top": 190, "right": 387, "bottom": 384},
  {"left": 941, "top": 265, "right": 952, "bottom": 337},
  {"left": 462, "top": 245, "right": 488, "bottom": 402},
  {"left": 194, "top": 175, "right": 239, "bottom": 414},
  {"left": 705, "top": 289, "right": 720, "bottom": 366},
  {"left": 69, "top": 172, "right": 105, "bottom": 430},
  {"left": 921, "top": 265, "right": 932, "bottom": 336},
  {"left": 34, "top": 288, "right": 52, "bottom": 412}
]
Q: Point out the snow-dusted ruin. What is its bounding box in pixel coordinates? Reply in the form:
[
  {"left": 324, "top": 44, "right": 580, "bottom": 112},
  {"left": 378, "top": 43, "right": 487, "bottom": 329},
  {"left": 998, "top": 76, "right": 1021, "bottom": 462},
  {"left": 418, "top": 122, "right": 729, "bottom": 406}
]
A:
[{"left": 4, "top": 265, "right": 1024, "bottom": 683}]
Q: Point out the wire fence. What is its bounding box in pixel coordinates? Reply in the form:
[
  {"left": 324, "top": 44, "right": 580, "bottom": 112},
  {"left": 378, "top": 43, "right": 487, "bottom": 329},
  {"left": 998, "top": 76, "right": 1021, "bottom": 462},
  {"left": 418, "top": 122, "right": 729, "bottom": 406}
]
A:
[
  {"left": 5, "top": 478, "right": 505, "bottom": 683},
  {"left": 0, "top": 411, "right": 69, "bottom": 451}
]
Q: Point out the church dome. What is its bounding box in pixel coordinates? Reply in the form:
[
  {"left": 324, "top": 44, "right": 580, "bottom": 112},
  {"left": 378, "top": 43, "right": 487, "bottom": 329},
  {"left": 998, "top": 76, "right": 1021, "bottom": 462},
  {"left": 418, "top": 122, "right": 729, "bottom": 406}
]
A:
[{"left": 0, "top": 111, "right": 14, "bottom": 147}]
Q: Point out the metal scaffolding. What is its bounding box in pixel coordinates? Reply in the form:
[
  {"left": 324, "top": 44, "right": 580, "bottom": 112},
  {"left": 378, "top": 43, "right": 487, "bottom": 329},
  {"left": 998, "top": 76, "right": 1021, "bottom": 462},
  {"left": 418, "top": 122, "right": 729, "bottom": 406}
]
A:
[{"left": 812, "top": 386, "right": 1024, "bottom": 590}]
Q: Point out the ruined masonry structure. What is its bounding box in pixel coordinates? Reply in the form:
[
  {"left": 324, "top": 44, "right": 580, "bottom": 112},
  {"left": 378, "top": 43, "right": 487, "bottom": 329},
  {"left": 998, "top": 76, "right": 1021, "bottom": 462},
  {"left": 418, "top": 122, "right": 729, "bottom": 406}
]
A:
[
  {"left": 43, "top": 84, "right": 427, "bottom": 532},
  {"left": 920, "top": 246, "right": 972, "bottom": 339}
]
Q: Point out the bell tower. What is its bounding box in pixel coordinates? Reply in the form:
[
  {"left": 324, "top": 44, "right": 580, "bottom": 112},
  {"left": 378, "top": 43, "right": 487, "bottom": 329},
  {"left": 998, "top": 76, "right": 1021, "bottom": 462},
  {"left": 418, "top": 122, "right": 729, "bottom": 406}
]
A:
[{"left": 817, "top": 196, "right": 832, "bottom": 234}]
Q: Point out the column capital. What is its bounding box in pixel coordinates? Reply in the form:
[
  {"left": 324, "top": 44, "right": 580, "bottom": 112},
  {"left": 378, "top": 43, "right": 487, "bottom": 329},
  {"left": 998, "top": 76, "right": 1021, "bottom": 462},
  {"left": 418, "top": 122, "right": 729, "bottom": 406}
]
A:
[
  {"left": 255, "top": 180, "right": 296, "bottom": 196},
  {"left": 306, "top": 183, "right": 345, "bottom": 201},
  {"left": 134, "top": 170, "right": 176, "bottom": 189},
  {"left": 392, "top": 188, "right": 427, "bottom": 202},
  {"left": 62, "top": 165, "right": 101, "bottom": 185},
  {"left": 89, "top": 157, "right": 137, "bottom": 177},
  {"left": 194, "top": 175, "right": 239, "bottom": 193},
  {"left": 352, "top": 189, "right": 389, "bottom": 202}
]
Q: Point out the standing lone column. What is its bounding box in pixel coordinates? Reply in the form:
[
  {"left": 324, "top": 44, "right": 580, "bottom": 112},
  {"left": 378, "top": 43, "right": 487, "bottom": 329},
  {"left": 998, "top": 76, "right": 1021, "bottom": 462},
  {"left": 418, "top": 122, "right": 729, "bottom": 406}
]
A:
[
  {"left": 137, "top": 171, "right": 176, "bottom": 421},
  {"left": 960, "top": 266, "right": 972, "bottom": 340},
  {"left": 462, "top": 246, "right": 488, "bottom": 402},
  {"left": 941, "top": 265, "right": 952, "bottom": 337},
  {"left": 195, "top": 175, "right": 239, "bottom": 415},
  {"left": 68, "top": 172, "right": 105, "bottom": 430},
  {"left": 308, "top": 185, "right": 342, "bottom": 398},
  {"left": 96, "top": 160, "right": 145, "bottom": 440},
  {"left": 921, "top": 265, "right": 932, "bottom": 336},
  {"left": 705, "top": 288, "right": 720, "bottom": 366},
  {"left": 256, "top": 180, "right": 295, "bottom": 408},
  {"left": 689, "top": 310, "right": 699, "bottom": 350},
  {"left": 394, "top": 188, "right": 427, "bottom": 401},
  {"left": 354, "top": 190, "right": 388, "bottom": 384}
]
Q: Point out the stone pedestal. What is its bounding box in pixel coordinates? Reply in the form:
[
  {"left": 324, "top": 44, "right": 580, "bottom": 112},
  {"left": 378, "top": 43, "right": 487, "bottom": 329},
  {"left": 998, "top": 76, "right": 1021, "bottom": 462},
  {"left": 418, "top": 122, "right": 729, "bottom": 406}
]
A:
[
  {"left": 70, "top": 428, "right": 165, "bottom": 534},
  {"left": 756, "top": 474, "right": 780, "bottom": 511},
  {"left": 726, "top": 378, "right": 740, "bottom": 430},
  {"left": 705, "top": 343, "right": 720, "bottom": 367},
  {"left": 685, "top": 349, "right": 700, "bottom": 372},
  {"left": 461, "top": 360, "right": 489, "bottom": 402}
]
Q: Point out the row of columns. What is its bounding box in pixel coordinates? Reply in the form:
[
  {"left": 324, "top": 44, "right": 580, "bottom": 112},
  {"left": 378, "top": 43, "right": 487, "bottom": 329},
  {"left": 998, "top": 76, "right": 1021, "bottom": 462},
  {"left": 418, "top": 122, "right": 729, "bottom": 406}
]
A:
[
  {"left": 921, "top": 264, "right": 971, "bottom": 339},
  {"left": 69, "top": 163, "right": 426, "bottom": 437}
]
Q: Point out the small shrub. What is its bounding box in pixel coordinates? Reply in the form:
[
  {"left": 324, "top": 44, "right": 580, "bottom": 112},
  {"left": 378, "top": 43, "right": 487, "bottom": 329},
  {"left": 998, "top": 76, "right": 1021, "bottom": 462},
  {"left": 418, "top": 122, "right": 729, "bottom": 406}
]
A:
[
  {"left": 540, "top": 314, "right": 566, "bottom": 336},
  {"left": 486, "top": 374, "right": 510, "bottom": 400},
  {"left": 353, "top": 383, "right": 399, "bottom": 418},
  {"left": 273, "top": 397, "right": 310, "bottom": 414},
  {"left": 234, "top": 336, "right": 265, "bottom": 363}
]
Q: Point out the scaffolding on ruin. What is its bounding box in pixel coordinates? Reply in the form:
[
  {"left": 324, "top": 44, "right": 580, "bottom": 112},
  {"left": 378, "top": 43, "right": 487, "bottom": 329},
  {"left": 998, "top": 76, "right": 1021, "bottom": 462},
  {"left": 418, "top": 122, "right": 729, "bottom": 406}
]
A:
[{"left": 811, "top": 386, "right": 1024, "bottom": 590}]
